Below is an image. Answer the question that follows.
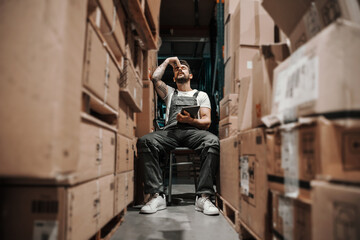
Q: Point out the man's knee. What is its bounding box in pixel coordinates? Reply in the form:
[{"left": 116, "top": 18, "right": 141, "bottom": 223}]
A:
[{"left": 137, "top": 133, "right": 156, "bottom": 152}]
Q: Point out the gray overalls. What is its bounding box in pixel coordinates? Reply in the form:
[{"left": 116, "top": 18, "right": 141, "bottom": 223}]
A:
[{"left": 137, "top": 89, "right": 220, "bottom": 195}]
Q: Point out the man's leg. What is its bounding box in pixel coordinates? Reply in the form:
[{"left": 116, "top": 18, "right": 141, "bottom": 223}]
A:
[
  {"left": 181, "top": 129, "right": 220, "bottom": 215},
  {"left": 137, "top": 130, "right": 179, "bottom": 194},
  {"left": 182, "top": 129, "right": 220, "bottom": 195}
]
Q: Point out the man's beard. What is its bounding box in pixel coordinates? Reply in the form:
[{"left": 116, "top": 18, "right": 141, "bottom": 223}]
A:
[{"left": 175, "top": 75, "right": 190, "bottom": 84}]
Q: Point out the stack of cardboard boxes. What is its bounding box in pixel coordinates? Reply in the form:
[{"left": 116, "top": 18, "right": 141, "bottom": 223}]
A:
[
  {"left": 220, "top": 0, "right": 280, "bottom": 238},
  {"left": 0, "top": 0, "right": 160, "bottom": 239},
  {"left": 262, "top": 0, "right": 360, "bottom": 239},
  {"left": 221, "top": 0, "right": 360, "bottom": 239}
]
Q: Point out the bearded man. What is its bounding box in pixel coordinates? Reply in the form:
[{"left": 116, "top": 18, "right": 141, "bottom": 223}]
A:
[{"left": 137, "top": 57, "right": 220, "bottom": 216}]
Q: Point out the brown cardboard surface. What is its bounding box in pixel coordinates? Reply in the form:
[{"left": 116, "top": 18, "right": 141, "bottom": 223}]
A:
[
  {"left": 224, "top": 20, "right": 232, "bottom": 62},
  {"left": 143, "top": 50, "right": 158, "bottom": 80},
  {"left": 83, "top": 23, "right": 119, "bottom": 111},
  {"left": 271, "top": 20, "right": 360, "bottom": 122},
  {"left": 219, "top": 135, "right": 240, "bottom": 210},
  {"left": 88, "top": 0, "right": 126, "bottom": 63},
  {"left": 262, "top": 0, "right": 313, "bottom": 36},
  {"left": 0, "top": 0, "right": 86, "bottom": 179},
  {"left": 224, "top": 0, "right": 240, "bottom": 23},
  {"left": 238, "top": 128, "right": 270, "bottom": 240},
  {"left": 219, "top": 116, "right": 238, "bottom": 140},
  {"left": 233, "top": 46, "right": 259, "bottom": 81},
  {"left": 224, "top": 57, "right": 235, "bottom": 96},
  {"left": 147, "top": 0, "right": 162, "bottom": 33},
  {"left": 118, "top": 98, "right": 135, "bottom": 139},
  {"left": 116, "top": 134, "right": 135, "bottom": 173},
  {"left": 231, "top": 0, "right": 275, "bottom": 47},
  {"left": 120, "top": 57, "right": 144, "bottom": 112},
  {"left": 237, "top": 77, "right": 252, "bottom": 131},
  {"left": 136, "top": 80, "right": 155, "bottom": 137},
  {"left": 271, "top": 190, "right": 312, "bottom": 240},
  {"left": 312, "top": 181, "right": 360, "bottom": 240},
  {"left": 220, "top": 94, "right": 239, "bottom": 121},
  {"left": 126, "top": 170, "right": 135, "bottom": 205},
  {"left": 0, "top": 174, "right": 115, "bottom": 240},
  {"left": 114, "top": 172, "right": 126, "bottom": 215},
  {"left": 289, "top": 3, "right": 323, "bottom": 52},
  {"left": 68, "top": 121, "right": 115, "bottom": 184}
]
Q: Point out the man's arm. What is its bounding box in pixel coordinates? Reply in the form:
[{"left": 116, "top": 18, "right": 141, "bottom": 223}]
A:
[
  {"left": 151, "top": 57, "right": 180, "bottom": 99},
  {"left": 176, "top": 107, "right": 211, "bottom": 130}
]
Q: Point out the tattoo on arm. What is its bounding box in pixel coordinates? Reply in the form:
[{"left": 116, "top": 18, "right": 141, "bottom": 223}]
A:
[{"left": 151, "top": 60, "right": 169, "bottom": 99}]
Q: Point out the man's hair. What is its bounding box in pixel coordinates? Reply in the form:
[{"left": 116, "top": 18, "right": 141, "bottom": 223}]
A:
[{"left": 179, "top": 60, "right": 192, "bottom": 74}]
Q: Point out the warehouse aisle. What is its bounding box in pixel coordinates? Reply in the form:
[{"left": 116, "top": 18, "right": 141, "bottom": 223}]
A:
[{"left": 111, "top": 184, "right": 238, "bottom": 240}]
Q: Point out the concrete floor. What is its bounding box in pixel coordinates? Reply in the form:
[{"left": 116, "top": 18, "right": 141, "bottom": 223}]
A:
[{"left": 111, "top": 183, "right": 239, "bottom": 240}]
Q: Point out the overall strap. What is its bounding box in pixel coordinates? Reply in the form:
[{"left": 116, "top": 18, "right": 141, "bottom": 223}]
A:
[{"left": 193, "top": 90, "right": 200, "bottom": 98}]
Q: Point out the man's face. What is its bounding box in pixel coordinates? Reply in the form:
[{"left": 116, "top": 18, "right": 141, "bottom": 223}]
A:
[{"left": 173, "top": 64, "right": 192, "bottom": 83}]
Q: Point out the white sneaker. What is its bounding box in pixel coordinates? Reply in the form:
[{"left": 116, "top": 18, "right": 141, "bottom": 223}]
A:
[
  {"left": 140, "top": 193, "right": 167, "bottom": 214},
  {"left": 195, "top": 195, "right": 219, "bottom": 216}
]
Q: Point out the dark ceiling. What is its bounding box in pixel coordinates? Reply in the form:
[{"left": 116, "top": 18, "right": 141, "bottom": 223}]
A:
[{"left": 157, "top": 0, "right": 216, "bottom": 88}]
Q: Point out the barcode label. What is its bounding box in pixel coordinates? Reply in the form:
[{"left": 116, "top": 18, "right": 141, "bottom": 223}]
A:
[
  {"left": 274, "top": 56, "right": 318, "bottom": 112},
  {"left": 32, "top": 200, "right": 58, "bottom": 214},
  {"left": 33, "top": 220, "right": 58, "bottom": 240}
]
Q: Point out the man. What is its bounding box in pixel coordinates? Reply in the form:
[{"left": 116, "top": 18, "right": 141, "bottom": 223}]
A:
[{"left": 137, "top": 57, "right": 220, "bottom": 216}]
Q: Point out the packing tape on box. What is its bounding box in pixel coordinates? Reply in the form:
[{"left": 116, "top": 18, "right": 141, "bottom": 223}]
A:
[
  {"left": 96, "top": 7, "right": 101, "bottom": 28},
  {"left": 95, "top": 179, "right": 101, "bottom": 230},
  {"left": 104, "top": 53, "right": 110, "bottom": 105},
  {"left": 278, "top": 196, "right": 294, "bottom": 240},
  {"left": 281, "top": 130, "right": 299, "bottom": 198}
]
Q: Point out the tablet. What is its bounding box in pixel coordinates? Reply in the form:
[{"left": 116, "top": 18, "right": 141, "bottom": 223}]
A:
[{"left": 181, "top": 105, "right": 200, "bottom": 118}]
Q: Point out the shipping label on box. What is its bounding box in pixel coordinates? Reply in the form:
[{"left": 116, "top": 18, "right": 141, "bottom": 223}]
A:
[{"left": 240, "top": 155, "right": 256, "bottom": 207}]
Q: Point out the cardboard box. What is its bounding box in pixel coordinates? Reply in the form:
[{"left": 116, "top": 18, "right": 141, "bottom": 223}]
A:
[
  {"left": 312, "top": 181, "right": 360, "bottom": 240},
  {"left": 116, "top": 134, "right": 135, "bottom": 173},
  {"left": 224, "top": 20, "right": 232, "bottom": 62},
  {"left": 114, "top": 172, "right": 126, "bottom": 215},
  {"left": 237, "top": 76, "right": 252, "bottom": 132},
  {"left": 126, "top": 170, "right": 134, "bottom": 205},
  {"left": 120, "top": 57, "right": 144, "bottom": 112},
  {"left": 267, "top": 117, "right": 360, "bottom": 202},
  {"left": 83, "top": 23, "right": 119, "bottom": 111},
  {"left": 224, "top": 57, "right": 235, "bottom": 96},
  {"left": 67, "top": 121, "right": 115, "bottom": 184},
  {"left": 289, "top": 3, "right": 323, "bottom": 52},
  {"left": 0, "top": 174, "right": 115, "bottom": 240},
  {"left": 316, "top": 0, "right": 360, "bottom": 27},
  {"left": 118, "top": 98, "right": 135, "bottom": 139},
  {"left": 267, "top": 20, "right": 360, "bottom": 125},
  {"left": 262, "top": 0, "right": 313, "bottom": 36},
  {"left": 136, "top": 80, "right": 155, "bottom": 137},
  {"left": 147, "top": 0, "right": 162, "bottom": 33},
  {"left": 237, "top": 44, "right": 290, "bottom": 132},
  {"left": 219, "top": 135, "right": 240, "bottom": 210},
  {"left": 143, "top": 50, "right": 158, "bottom": 80},
  {"left": 219, "top": 116, "right": 238, "bottom": 140},
  {"left": 238, "top": 128, "right": 270, "bottom": 240},
  {"left": 88, "top": 0, "right": 126, "bottom": 62},
  {"left": 231, "top": 0, "right": 275, "bottom": 47},
  {"left": 224, "top": 0, "right": 240, "bottom": 23},
  {"left": 271, "top": 190, "right": 312, "bottom": 240},
  {"left": 220, "top": 94, "right": 239, "bottom": 121},
  {"left": 233, "top": 46, "right": 259, "bottom": 81},
  {"left": 0, "top": 0, "right": 86, "bottom": 179}
]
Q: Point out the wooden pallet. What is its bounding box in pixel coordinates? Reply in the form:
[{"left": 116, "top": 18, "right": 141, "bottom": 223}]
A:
[
  {"left": 216, "top": 194, "right": 240, "bottom": 233},
  {"left": 238, "top": 219, "right": 263, "bottom": 240},
  {"left": 91, "top": 207, "right": 127, "bottom": 240}
]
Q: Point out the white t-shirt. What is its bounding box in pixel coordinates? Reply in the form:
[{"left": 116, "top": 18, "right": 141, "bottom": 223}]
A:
[{"left": 163, "top": 86, "right": 211, "bottom": 123}]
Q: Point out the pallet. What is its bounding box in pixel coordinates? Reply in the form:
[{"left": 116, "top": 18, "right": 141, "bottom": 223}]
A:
[
  {"left": 91, "top": 207, "right": 127, "bottom": 240},
  {"left": 216, "top": 194, "right": 240, "bottom": 233},
  {"left": 238, "top": 219, "right": 262, "bottom": 240}
]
